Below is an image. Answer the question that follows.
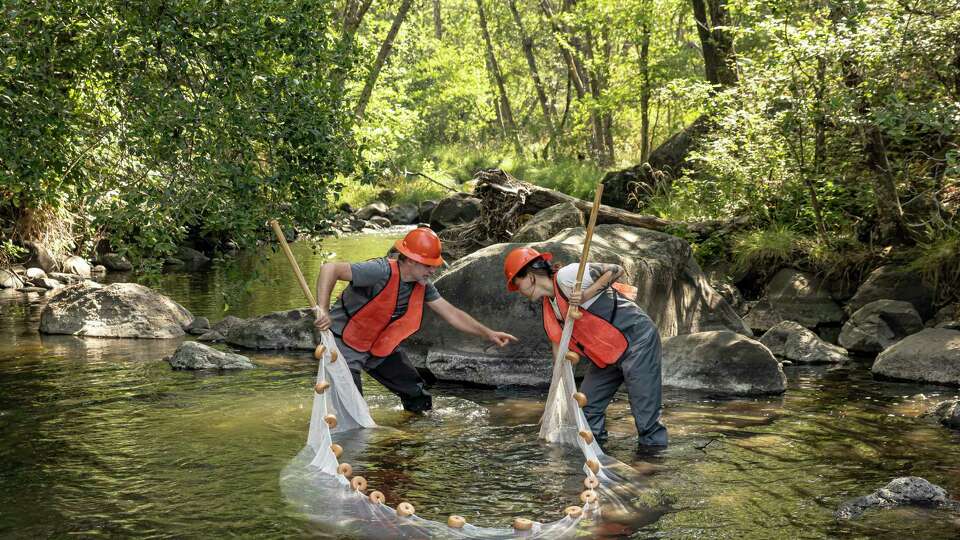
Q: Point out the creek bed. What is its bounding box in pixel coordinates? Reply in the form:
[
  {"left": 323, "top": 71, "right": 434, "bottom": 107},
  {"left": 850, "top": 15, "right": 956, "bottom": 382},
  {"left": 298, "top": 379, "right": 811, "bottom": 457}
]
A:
[{"left": 1, "top": 233, "right": 958, "bottom": 538}]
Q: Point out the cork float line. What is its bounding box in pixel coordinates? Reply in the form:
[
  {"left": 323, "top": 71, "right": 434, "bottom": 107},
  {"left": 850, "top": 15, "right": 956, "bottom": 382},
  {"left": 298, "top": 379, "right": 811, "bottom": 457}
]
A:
[{"left": 396, "top": 502, "right": 415, "bottom": 517}]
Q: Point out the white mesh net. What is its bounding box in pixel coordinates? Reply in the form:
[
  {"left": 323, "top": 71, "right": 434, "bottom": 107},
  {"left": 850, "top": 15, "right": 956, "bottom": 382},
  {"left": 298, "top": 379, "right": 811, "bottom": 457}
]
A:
[{"left": 280, "top": 317, "right": 655, "bottom": 538}]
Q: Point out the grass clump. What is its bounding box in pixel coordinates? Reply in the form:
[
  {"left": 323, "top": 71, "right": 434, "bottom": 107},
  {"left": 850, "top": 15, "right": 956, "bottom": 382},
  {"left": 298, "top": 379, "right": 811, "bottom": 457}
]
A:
[{"left": 731, "top": 225, "right": 803, "bottom": 274}]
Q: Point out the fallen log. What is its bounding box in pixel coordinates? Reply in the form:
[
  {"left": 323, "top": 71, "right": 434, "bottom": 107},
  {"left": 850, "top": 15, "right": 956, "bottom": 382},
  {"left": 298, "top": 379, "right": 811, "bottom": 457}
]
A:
[{"left": 439, "top": 168, "right": 670, "bottom": 259}]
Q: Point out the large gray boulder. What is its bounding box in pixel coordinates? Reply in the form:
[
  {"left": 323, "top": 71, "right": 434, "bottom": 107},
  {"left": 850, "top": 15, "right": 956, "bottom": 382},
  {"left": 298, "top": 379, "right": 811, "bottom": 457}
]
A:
[
  {"left": 387, "top": 203, "right": 420, "bottom": 225},
  {"left": 742, "top": 269, "right": 844, "bottom": 333},
  {"left": 430, "top": 193, "right": 481, "bottom": 231},
  {"left": 425, "top": 350, "right": 552, "bottom": 387},
  {"left": 839, "top": 300, "right": 924, "bottom": 353},
  {"left": 872, "top": 328, "right": 960, "bottom": 385},
  {"left": 166, "top": 341, "right": 255, "bottom": 370},
  {"left": 223, "top": 308, "right": 316, "bottom": 349},
  {"left": 835, "top": 477, "right": 959, "bottom": 519},
  {"left": 759, "top": 321, "right": 848, "bottom": 364},
  {"left": 846, "top": 265, "right": 935, "bottom": 319},
  {"left": 356, "top": 202, "right": 389, "bottom": 220},
  {"left": 512, "top": 202, "right": 584, "bottom": 243},
  {"left": 662, "top": 331, "right": 787, "bottom": 395},
  {"left": 39, "top": 282, "right": 193, "bottom": 338},
  {"left": 407, "top": 225, "right": 750, "bottom": 386}
]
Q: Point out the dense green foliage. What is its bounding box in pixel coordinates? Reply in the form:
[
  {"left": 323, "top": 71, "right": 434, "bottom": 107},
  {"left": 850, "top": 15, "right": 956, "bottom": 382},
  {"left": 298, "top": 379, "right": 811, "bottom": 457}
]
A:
[
  {"left": 2, "top": 0, "right": 357, "bottom": 263},
  {"left": 2, "top": 0, "right": 958, "bottom": 300}
]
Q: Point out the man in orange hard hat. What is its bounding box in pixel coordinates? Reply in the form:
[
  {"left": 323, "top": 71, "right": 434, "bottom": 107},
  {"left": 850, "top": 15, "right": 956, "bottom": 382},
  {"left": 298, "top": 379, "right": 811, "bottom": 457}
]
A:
[
  {"left": 503, "top": 246, "right": 667, "bottom": 450},
  {"left": 314, "top": 227, "right": 517, "bottom": 412}
]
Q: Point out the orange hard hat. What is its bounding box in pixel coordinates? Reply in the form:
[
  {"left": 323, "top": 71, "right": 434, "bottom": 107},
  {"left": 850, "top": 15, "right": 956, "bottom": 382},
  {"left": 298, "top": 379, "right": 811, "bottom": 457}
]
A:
[
  {"left": 395, "top": 227, "right": 444, "bottom": 266},
  {"left": 504, "top": 247, "right": 552, "bottom": 291}
]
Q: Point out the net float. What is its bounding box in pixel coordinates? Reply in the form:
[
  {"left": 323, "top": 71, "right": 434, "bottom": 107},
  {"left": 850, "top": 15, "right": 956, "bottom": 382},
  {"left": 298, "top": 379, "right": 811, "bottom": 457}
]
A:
[
  {"left": 396, "top": 502, "right": 415, "bottom": 517},
  {"left": 565, "top": 351, "right": 580, "bottom": 364},
  {"left": 572, "top": 392, "right": 588, "bottom": 408},
  {"left": 313, "top": 344, "right": 326, "bottom": 360},
  {"left": 369, "top": 490, "right": 385, "bottom": 504},
  {"left": 330, "top": 443, "right": 343, "bottom": 458},
  {"left": 447, "top": 515, "right": 466, "bottom": 528},
  {"left": 314, "top": 381, "right": 330, "bottom": 394},
  {"left": 350, "top": 475, "right": 367, "bottom": 492},
  {"left": 586, "top": 459, "right": 600, "bottom": 474},
  {"left": 513, "top": 517, "right": 533, "bottom": 531},
  {"left": 330, "top": 349, "right": 339, "bottom": 363},
  {"left": 324, "top": 414, "right": 338, "bottom": 429},
  {"left": 584, "top": 476, "right": 600, "bottom": 489},
  {"left": 337, "top": 462, "right": 352, "bottom": 477},
  {"left": 580, "top": 489, "right": 598, "bottom": 504},
  {"left": 578, "top": 430, "right": 594, "bottom": 444},
  {"left": 564, "top": 506, "right": 583, "bottom": 519}
]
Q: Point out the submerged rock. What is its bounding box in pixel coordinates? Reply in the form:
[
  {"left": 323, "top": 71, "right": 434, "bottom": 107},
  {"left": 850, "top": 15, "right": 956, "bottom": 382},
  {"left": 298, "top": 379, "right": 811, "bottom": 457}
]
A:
[
  {"left": 760, "top": 321, "right": 848, "bottom": 364},
  {"left": 835, "top": 477, "right": 959, "bottom": 520},
  {"left": 872, "top": 328, "right": 960, "bottom": 385},
  {"left": 662, "top": 331, "right": 787, "bottom": 395},
  {"left": 839, "top": 300, "right": 924, "bottom": 353},
  {"left": 933, "top": 399, "right": 960, "bottom": 429},
  {"left": 223, "top": 308, "right": 316, "bottom": 350},
  {"left": 167, "top": 341, "right": 255, "bottom": 370},
  {"left": 39, "top": 282, "right": 193, "bottom": 338},
  {"left": 407, "top": 225, "right": 749, "bottom": 386}
]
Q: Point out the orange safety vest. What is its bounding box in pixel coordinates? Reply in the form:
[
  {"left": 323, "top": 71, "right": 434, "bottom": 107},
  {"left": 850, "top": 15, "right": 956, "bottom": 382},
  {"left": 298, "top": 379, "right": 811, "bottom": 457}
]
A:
[
  {"left": 342, "top": 258, "right": 425, "bottom": 357},
  {"left": 542, "top": 275, "right": 629, "bottom": 368}
]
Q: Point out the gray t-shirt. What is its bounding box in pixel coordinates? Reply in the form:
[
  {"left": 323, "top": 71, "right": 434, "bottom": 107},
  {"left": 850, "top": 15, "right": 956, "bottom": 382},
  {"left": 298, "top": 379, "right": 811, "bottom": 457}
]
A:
[{"left": 329, "top": 257, "right": 440, "bottom": 371}]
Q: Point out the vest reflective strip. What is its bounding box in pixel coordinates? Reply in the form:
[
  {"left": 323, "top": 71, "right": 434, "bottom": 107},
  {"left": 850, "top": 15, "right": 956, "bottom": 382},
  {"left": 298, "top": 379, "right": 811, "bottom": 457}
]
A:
[{"left": 341, "top": 258, "right": 425, "bottom": 357}]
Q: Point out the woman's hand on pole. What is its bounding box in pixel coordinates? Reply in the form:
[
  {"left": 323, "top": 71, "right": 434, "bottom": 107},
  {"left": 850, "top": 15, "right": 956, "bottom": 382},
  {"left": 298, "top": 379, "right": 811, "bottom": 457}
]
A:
[{"left": 314, "top": 306, "right": 332, "bottom": 331}]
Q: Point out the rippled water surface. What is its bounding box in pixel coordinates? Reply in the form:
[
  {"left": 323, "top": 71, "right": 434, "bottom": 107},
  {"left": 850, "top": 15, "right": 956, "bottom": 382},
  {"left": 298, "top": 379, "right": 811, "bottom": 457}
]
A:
[{"left": 1, "top": 232, "right": 959, "bottom": 538}]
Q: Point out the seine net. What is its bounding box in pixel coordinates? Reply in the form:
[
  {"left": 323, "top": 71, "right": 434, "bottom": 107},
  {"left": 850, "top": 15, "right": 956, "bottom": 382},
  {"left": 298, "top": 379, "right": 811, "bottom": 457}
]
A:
[{"left": 281, "top": 324, "right": 651, "bottom": 538}]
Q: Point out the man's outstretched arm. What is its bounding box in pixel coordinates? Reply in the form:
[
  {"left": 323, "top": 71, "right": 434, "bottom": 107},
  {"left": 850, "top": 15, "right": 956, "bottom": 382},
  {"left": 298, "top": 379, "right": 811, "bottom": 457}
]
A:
[{"left": 426, "top": 298, "right": 518, "bottom": 347}]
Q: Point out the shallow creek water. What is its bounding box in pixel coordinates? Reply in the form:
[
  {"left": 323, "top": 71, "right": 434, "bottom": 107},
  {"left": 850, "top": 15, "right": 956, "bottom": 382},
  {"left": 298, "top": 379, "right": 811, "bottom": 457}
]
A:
[{"left": 1, "top": 232, "right": 959, "bottom": 539}]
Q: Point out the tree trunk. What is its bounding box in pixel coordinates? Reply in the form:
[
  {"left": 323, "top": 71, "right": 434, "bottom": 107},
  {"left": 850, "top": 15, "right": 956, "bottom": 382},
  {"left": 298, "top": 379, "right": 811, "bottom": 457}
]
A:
[
  {"left": 354, "top": 0, "right": 415, "bottom": 120},
  {"left": 638, "top": 22, "right": 651, "bottom": 163},
  {"left": 476, "top": 0, "right": 524, "bottom": 155},
  {"left": 433, "top": 0, "right": 443, "bottom": 39},
  {"left": 690, "top": 0, "right": 738, "bottom": 87},
  {"left": 829, "top": 1, "right": 907, "bottom": 244},
  {"left": 507, "top": 0, "right": 557, "bottom": 144},
  {"left": 330, "top": 0, "right": 375, "bottom": 93}
]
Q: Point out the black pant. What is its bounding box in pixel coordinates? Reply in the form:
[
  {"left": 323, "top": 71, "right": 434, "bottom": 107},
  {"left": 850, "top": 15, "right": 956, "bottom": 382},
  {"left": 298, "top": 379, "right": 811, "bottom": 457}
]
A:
[{"left": 350, "top": 348, "right": 433, "bottom": 412}]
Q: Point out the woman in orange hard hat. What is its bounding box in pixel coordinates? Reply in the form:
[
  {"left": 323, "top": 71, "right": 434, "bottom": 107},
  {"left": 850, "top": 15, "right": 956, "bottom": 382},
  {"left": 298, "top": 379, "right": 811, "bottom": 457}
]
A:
[
  {"left": 503, "top": 246, "right": 667, "bottom": 449},
  {"left": 314, "top": 227, "right": 517, "bottom": 412}
]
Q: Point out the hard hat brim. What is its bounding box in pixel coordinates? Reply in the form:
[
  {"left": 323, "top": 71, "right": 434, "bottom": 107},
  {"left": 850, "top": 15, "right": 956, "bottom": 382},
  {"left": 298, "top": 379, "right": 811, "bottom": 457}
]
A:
[
  {"left": 394, "top": 238, "right": 444, "bottom": 266},
  {"left": 505, "top": 251, "right": 552, "bottom": 292}
]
